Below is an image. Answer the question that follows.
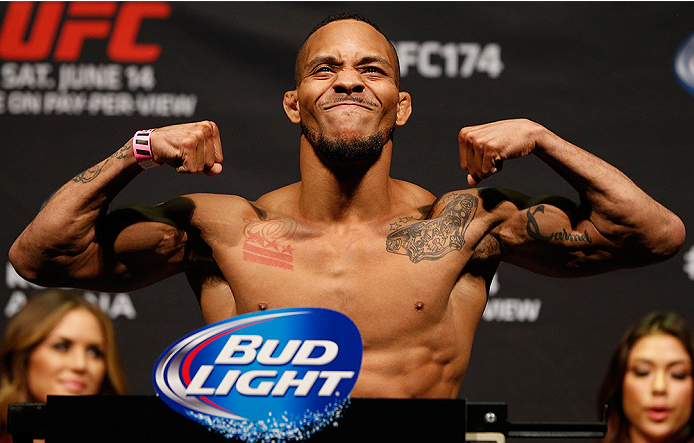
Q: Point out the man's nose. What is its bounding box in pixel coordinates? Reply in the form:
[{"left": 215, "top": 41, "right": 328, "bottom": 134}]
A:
[{"left": 333, "top": 69, "right": 364, "bottom": 94}]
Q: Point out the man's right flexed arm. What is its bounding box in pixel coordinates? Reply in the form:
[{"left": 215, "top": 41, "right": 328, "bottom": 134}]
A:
[{"left": 8, "top": 121, "right": 223, "bottom": 292}]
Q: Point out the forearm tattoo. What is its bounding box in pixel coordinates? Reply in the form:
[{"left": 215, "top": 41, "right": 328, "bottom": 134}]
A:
[
  {"left": 526, "top": 205, "right": 592, "bottom": 243},
  {"left": 386, "top": 193, "right": 477, "bottom": 263},
  {"left": 72, "top": 143, "right": 130, "bottom": 183}
]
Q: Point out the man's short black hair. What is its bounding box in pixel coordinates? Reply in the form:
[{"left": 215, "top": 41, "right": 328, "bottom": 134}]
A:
[
  {"left": 294, "top": 13, "right": 401, "bottom": 88},
  {"left": 308, "top": 12, "right": 383, "bottom": 36}
]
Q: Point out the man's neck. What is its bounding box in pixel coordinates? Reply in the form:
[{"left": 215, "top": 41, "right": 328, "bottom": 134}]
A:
[{"left": 297, "top": 137, "right": 396, "bottom": 223}]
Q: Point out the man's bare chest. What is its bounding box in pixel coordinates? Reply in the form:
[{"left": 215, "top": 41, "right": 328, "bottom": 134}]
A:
[
  {"left": 211, "top": 218, "right": 469, "bottom": 311},
  {"left": 195, "top": 191, "right": 489, "bottom": 306}
]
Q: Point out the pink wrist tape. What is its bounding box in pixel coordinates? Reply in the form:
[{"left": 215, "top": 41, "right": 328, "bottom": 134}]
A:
[{"left": 133, "top": 128, "right": 162, "bottom": 169}]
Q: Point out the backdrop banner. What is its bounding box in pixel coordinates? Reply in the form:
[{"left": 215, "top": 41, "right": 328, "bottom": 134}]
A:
[{"left": 1, "top": 2, "right": 693, "bottom": 437}]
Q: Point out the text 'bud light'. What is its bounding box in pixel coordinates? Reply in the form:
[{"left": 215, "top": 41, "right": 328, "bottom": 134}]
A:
[{"left": 153, "top": 307, "right": 363, "bottom": 442}]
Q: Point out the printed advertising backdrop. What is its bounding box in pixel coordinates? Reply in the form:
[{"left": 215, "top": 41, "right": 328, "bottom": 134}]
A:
[{"left": 1, "top": 1, "right": 693, "bottom": 438}]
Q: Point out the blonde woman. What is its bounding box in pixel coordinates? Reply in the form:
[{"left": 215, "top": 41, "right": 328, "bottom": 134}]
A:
[{"left": 0, "top": 290, "right": 128, "bottom": 442}]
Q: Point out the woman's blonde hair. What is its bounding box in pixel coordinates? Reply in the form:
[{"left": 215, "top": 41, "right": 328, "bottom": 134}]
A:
[{"left": 0, "top": 289, "right": 128, "bottom": 432}]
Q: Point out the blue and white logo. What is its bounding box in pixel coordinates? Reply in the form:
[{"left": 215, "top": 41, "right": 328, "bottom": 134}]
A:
[
  {"left": 675, "top": 33, "right": 694, "bottom": 96},
  {"left": 153, "top": 308, "right": 363, "bottom": 442}
]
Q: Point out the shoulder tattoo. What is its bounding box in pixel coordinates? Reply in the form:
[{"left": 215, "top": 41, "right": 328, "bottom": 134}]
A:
[{"left": 386, "top": 193, "right": 478, "bottom": 263}]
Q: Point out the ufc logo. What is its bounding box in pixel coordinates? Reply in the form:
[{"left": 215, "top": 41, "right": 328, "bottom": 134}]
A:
[{"left": 0, "top": 1, "right": 171, "bottom": 62}]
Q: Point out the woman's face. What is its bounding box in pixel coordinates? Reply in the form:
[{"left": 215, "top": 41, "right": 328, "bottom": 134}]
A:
[
  {"left": 623, "top": 333, "right": 693, "bottom": 443},
  {"left": 27, "top": 308, "right": 107, "bottom": 402}
]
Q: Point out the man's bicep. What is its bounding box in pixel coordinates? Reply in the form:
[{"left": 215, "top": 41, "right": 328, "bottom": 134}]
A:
[
  {"left": 95, "top": 198, "right": 195, "bottom": 287},
  {"left": 496, "top": 197, "right": 619, "bottom": 277},
  {"left": 437, "top": 187, "right": 625, "bottom": 276}
]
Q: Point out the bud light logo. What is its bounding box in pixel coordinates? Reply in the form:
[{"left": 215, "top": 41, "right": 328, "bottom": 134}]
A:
[
  {"left": 153, "top": 308, "right": 362, "bottom": 442},
  {"left": 675, "top": 33, "right": 694, "bottom": 97}
]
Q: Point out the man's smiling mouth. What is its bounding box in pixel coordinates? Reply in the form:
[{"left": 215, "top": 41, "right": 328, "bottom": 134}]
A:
[{"left": 322, "top": 98, "right": 376, "bottom": 110}]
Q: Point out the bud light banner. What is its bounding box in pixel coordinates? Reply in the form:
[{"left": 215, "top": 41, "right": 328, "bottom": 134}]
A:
[{"left": 153, "top": 308, "right": 363, "bottom": 442}]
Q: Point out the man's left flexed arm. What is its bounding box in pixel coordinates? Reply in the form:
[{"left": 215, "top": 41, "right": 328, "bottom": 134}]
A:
[{"left": 459, "top": 118, "right": 685, "bottom": 264}]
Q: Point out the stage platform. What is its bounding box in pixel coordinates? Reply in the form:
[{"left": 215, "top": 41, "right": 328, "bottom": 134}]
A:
[{"left": 7, "top": 396, "right": 606, "bottom": 442}]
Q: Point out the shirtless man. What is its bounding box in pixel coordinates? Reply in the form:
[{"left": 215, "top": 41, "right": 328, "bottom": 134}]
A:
[{"left": 8, "top": 14, "right": 685, "bottom": 399}]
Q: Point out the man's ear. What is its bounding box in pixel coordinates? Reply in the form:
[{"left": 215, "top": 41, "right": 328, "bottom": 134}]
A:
[
  {"left": 283, "top": 90, "right": 301, "bottom": 124},
  {"left": 396, "top": 92, "right": 412, "bottom": 126}
]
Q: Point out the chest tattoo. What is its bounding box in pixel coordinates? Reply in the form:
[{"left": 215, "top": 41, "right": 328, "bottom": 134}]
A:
[
  {"left": 242, "top": 219, "right": 297, "bottom": 270},
  {"left": 386, "top": 193, "right": 478, "bottom": 263}
]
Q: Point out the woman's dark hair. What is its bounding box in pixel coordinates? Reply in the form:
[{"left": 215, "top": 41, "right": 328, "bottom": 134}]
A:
[{"left": 597, "top": 312, "right": 694, "bottom": 443}]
